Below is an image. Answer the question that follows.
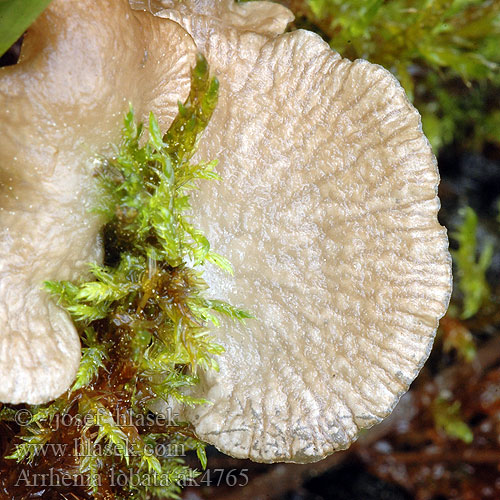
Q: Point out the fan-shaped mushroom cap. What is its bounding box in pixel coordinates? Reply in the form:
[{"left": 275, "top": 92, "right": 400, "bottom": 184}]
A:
[
  {"left": 136, "top": 1, "right": 452, "bottom": 463},
  {"left": 0, "top": 0, "right": 197, "bottom": 404}
]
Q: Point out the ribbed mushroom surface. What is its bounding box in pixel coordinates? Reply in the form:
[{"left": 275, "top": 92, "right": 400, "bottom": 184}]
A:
[{"left": 135, "top": 0, "right": 452, "bottom": 463}]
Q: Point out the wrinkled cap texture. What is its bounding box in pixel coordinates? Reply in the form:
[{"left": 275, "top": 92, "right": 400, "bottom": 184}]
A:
[
  {"left": 0, "top": 0, "right": 197, "bottom": 404},
  {"left": 0, "top": 0, "right": 452, "bottom": 465},
  {"left": 134, "top": 0, "right": 452, "bottom": 463}
]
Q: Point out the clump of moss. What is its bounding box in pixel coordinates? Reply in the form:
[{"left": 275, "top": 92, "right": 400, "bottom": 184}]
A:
[
  {"left": 451, "top": 206, "right": 494, "bottom": 319},
  {"left": 0, "top": 55, "right": 251, "bottom": 500},
  {"left": 288, "top": 0, "right": 500, "bottom": 152},
  {"left": 431, "top": 395, "right": 474, "bottom": 444}
]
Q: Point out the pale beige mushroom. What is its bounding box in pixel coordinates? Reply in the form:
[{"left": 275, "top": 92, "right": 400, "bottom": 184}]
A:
[
  {"left": 0, "top": 0, "right": 197, "bottom": 404},
  {"left": 0, "top": 0, "right": 452, "bottom": 465},
  {"left": 134, "top": 0, "right": 453, "bottom": 463}
]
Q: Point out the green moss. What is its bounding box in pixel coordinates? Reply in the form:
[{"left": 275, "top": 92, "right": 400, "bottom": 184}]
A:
[
  {"left": 432, "top": 396, "right": 474, "bottom": 444},
  {"left": 294, "top": 0, "right": 500, "bottom": 152},
  {"left": 451, "top": 206, "right": 493, "bottom": 319},
  {"left": 0, "top": 55, "right": 252, "bottom": 500}
]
